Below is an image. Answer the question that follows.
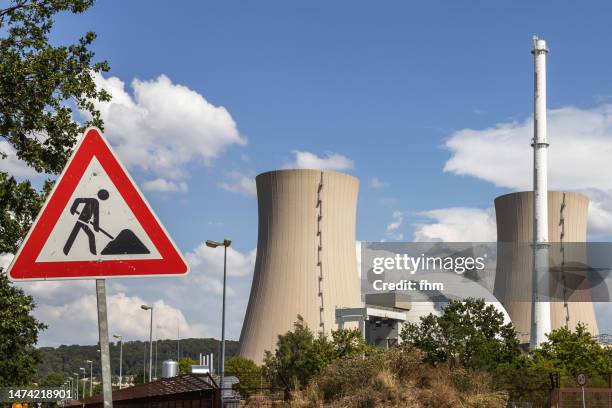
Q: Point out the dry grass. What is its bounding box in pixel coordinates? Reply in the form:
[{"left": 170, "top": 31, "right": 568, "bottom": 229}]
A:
[{"left": 289, "top": 348, "right": 508, "bottom": 408}]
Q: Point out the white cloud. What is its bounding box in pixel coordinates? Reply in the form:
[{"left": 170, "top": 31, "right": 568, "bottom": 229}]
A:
[
  {"left": 0, "top": 252, "right": 14, "bottom": 271},
  {"left": 370, "top": 177, "right": 388, "bottom": 188},
  {"left": 219, "top": 172, "right": 256, "bottom": 197},
  {"left": 86, "top": 72, "right": 245, "bottom": 189},
  {"left": 0, "top": 141, "right": 40, "bottom": 178},
  {"left": 444, "top": 104, "right": 612, "bottom": 235},
  {"left": 142, "top": 178, "right": 188, "bottom": 193},
  {"left": 12, "top": 241, "right": 258, "bottom": 346},
  {"left": 186, "top": 243, "right": 256, "bottom": 278},
  {"left": 283, "top": 150, "right": 354, "bottom": 171},
  {"left": 34, "top": 292, "right": 212, "bottom": 345},
  {"left": 413, "top": 207, "right": 496, "bottom": 242},
  {"left": 385, "top": 210, "right": 404, "bottom": 240}
]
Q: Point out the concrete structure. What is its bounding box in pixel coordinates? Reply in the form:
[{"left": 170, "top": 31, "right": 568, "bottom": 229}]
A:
[
  {"left": 494, "top": 191, "right": 598, "bottom": 344},
  {"left": 239, "top": 169, "right": 362, "bottom": 363},
  {"left": 336, "top": 292, "right": 410, "bottom": 348},
  {"left": 531, "top": 36, "right": 551, "bottom": 347}
]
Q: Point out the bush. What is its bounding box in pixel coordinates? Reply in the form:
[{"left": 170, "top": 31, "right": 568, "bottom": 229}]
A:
[{"left": 291, "top": 347, "right": 508, "bottom": 408}]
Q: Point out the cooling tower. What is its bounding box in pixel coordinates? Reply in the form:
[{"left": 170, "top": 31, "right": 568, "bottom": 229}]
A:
[
  {"left": 239, "top": 169, "right": 362, "bottom": 363},
  {"left": 494, "top": 191, "right": 598, "bottom": 343}
]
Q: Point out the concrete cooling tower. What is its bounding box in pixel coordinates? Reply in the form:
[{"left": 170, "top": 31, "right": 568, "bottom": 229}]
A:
[
  {"left": 494, "top": 191, "right": 598, "bottom": 344},
  {"left": 239, "top": 169, "right": 362, "bottom": 363}
]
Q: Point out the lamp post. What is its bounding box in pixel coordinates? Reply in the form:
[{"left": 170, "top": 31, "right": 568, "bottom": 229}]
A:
[
  {"left": 141, "top": 304, "right": 153, "bottom": 382},
  {"left": 73, "top": 373, "right": 79, "bottom": 400},
  {"left": 86, "top": 360, "right": 93, "bottom": 397},
  {"left": 79, "top": 367, "right": 85, "bottom": 398},
  {"left": 205, "top": 238, "right": 231, "bottom": 405},
  {"left": 67, "top": 378, "right": 73, "bottom": 400},
  {"left": 113, "top": 334, "right": 123, "bottom": 389}
]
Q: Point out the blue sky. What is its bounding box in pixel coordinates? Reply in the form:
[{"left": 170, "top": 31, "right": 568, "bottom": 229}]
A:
[{"left": 3, "top": 1, "right": 612, "bottom": 346}]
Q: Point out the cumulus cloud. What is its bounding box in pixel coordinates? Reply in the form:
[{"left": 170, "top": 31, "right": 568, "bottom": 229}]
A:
[
  {"left": 444, "top": 104, "right": 612, "bottom": 235},
  {"left": 12, "top": 241, "right": 257, "bottom": 345},
  {"left": 219, "top": 172, "right": 256, "bottom": 197},
  {"left": 34, "top": 292, "right": 212, "bottom": 345},
  {"left": 86, "top": 72, "right": 245, "bottom": 189},
  {"left": 385, "top": 210, "right": 404, "bottom": 241},
  {"left": 413, "top": 207, "right": 497, "bottom": 242},
  {"left": 283, "top": 150, "right": 354, "bottom": 171},
  {"left": 0, "top": 141, "right": 40, "bottom": 178},
  {"left": 186, "top": 243, "right": 256, "bottom": 279},
  {"left": 142, "top": 178, "right": 188, "bottom": 193}
]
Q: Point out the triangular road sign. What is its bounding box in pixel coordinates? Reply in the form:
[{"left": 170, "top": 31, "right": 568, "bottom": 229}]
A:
[{"left": 8, "top": 128, "right": 189, "bottom": 280}]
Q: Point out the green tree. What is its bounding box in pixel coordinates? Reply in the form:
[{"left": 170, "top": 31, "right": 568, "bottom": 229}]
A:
[
  {"left": 0, "top": 272, "right": 47, "bottom": 386},
  {"left": 225, "top": 356, "right": 261, "bottom": 398},
  {"left": 39, "top": 372, "right": 64, "bottom": 386},
  {"left": 263, "top": 316, "right": 336, "bottom": 388},
  {"left": 531, "top": 323, "right": 612, "bottom": 382},
  {"left": 0, "top": 0, "right": 109, "bottom": 387},
  {"left": 178, "top": 357, "right": 198, "bottom": 375},
  {"left": 400, "top": 298, "right": 522, "bottom": 370},
  {"left": 331, "top": 328, "right": 367, "bottom": 358}
]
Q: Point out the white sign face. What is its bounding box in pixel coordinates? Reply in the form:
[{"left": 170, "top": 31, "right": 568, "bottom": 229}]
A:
[
  {"left": 37, "top": 157, "right": 162, "bottom": 262},
  {"left": 576, "top": 373, "right": 587, "bottom": 386}
]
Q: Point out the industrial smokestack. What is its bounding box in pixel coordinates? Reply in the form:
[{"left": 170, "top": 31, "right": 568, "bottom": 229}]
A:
[{"left": 530, "top": 36, "right": 551, "bottom": 347}]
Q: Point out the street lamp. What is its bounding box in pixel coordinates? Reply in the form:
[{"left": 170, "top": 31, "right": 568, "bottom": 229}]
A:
[
  {"left": 113, "top": 334, "right": 123, "bottom": 389},
  {"left": 73, "top": 373, "right": 79, "bottom": 400},
  {"left": 67, "top": 378, "right": 73, "bottom": 400},
  {"left": 141, "top": 304, "right": 153, "bottom": 382},
  {"left": 79, "top": 367, "right": 85, "bottom": 398},
  {"left": 85, "top": 360, "right": 93, "bottom": 397},
  {"left": 205, "top": 238, "right": 231, "bottom": 404}
]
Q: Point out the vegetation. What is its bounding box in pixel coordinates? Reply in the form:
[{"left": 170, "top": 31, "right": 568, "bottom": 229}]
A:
[
  {"left": 36, "top": 338, "right": 240, "bottom": 381},
  {"left": 262, "top": 315, "right": 367, "bottom": 389},
  {"left": 0, "top": 0, "right": 109, "bottom": 387},
  {"left": 225, "top": 356, "right": 262, "bottom": 398},
  {"left": 289, "top": 348, "right": 508, "bottom": 408},
  {"left": 253, "top": 301, "right": 612, "bottom": 407},
  {"left": 178, "top": 357, "right": 199, "bottom": 375},
  {"left": 400, "top": 298, "right": 522, "bottom": 370},
  {"left": 0, "top": 273, "right": 47, "bottom": 386}
]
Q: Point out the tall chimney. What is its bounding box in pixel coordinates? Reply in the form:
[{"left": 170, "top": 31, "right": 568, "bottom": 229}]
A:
[{"left": 531, "top": 36, "right": 551, "bottom": 347}]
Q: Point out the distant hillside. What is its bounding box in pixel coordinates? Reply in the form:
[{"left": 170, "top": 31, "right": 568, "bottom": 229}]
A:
[{"left": 36, "top": 338, "right": 240, "bottom": 380}]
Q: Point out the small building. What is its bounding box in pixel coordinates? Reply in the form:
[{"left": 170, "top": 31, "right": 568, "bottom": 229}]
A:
[
  {"left": 64, "top": 374, "right": 220, "bottom": 408},
  {"left": 336, "top": 292, "right": 410, "bottom": 348}
]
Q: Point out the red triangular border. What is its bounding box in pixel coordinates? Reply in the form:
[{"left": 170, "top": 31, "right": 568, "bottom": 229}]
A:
[{"left": 8, "top": 128, "right": 189, "bottom": 280}]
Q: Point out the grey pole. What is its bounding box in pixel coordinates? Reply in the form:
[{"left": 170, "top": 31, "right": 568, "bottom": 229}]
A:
[
  {"left": 96, "top": 279, "right": 114, "bottom": 408},
  {"left": 205, "top": 238, "right": 230, "bottom": 407},
  {"left": 86, "top": 360, "right": 93, "bottom": 397},
  {"left": 141, "top": 304, "right": 153, "bottom": 382},
  {"left": 221, "top": 243, "right": 227, "bottom": 389},
  {"left": 113, "top": 335, "right": 123, "bottom": 389},
  {"left": 73, "top": 373, "right": 78, "bottom": 400},
  {"left": 149, "top": 308, "right": 153, "bottom": 382}
]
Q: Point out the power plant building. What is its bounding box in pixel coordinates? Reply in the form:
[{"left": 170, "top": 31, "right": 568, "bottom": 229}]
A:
[
  {"left": 239, "top": 169, "right": 362, "bottom": 363},
  {"left": 494, "top": 191, "right": 599, "bottom": 344}
]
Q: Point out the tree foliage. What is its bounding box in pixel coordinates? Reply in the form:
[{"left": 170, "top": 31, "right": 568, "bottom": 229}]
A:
[
  {"left": 0, "top": 272, "right": 47, "bottom": 386},
  {"left": 0, "top": 0, "right": 110, "bottom": 387},
  {"left": 531, "top": 323, "right": 611, "bottom": 380},
  {"left": 400, "top": 298, "right": 522, "bottom": 370},
  {"left": 263, "top": 316, "right": 368, "bottom": 389},
  {"left": 178, "top": 357, "right": 198, "bottom": 375},
  {"left": 224, "top": 356, "right": 261, "bottom": 397}
]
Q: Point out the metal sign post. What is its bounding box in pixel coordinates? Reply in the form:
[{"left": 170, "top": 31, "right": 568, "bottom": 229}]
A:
[
  {"left": 96, "top": 279, "right": 113, "bottom": 408},
  {"left": 576, "top": 373, "right": 587, "bottom": 408}
]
